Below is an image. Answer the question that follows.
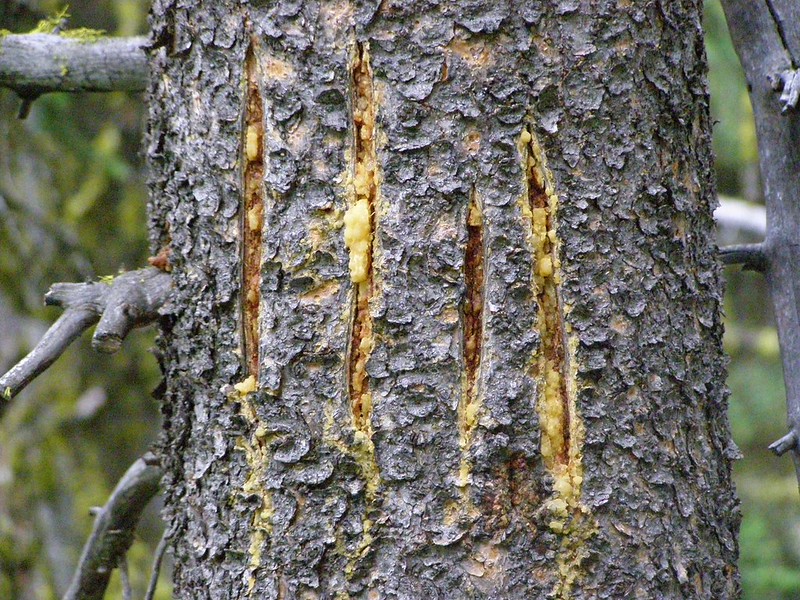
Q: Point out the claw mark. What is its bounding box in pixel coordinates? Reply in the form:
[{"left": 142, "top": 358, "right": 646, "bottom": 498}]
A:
[
  {"left": 345, "top": 41, "right": 378, "bottom": 451},
  {"left": 239, "top": 43, "right": 269, "bottom": 596},
  {"left": 345, "top": 42, "right": 378, "bottom": 435},
  {"left": 344, "top": 41, "right": 381, "bottom": 495},
  {"left": 242, "top": 44, "right": 265, "bottom": 379},
  {"left": 520, "top": 126, "right": 594, "bottom": 598},
  {"left": 459, "top": 188, "right": 485, "bottom": 487},
  {"left": 520, "top": 127, "right": 578, "bottom": 514},
  {"left": 340, "top": 39, "right": 382, "bottom": 580}
]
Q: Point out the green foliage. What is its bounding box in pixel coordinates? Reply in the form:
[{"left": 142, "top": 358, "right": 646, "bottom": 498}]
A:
[
  {"left": 740, "top": 510, "right": 800, "bottom": 599},
  {"left": 29, "top": 6, "right": 70, "bottom": 34},
  {"left": 26, "top": 5, "right": 106, "bottom": 41},
  {"left": 59, "top": 27, "right": 107, "bottom": 42}
]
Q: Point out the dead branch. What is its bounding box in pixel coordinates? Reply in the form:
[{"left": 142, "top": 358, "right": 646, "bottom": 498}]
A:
[
  {"left": 0, "top": 34, "right": 147, "bottom": 99},
  {"left": 0, "top": 267, "right": 171, "bottom": 407},
  {"left": 63, "top": 454, "right": 162, "bottom": 600}
]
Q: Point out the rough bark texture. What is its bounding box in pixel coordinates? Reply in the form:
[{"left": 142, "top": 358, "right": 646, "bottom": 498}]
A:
[{"left": 146, "top": 1, "right": 739, "bottom": 598}]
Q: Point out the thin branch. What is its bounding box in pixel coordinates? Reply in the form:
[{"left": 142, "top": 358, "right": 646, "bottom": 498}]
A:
[
  {"left": 778, "top": 69, "right": 800, "bottom": 112},
  {"left": 0, "top": 34, "right": 148, "bottom": 98},
  {"left": 769, "top": 431, "right": 797, "bottom": 456},
  {"left": 0, "top": 308, "right": 99, "bottom": 402},
  {"left": 144, "top": 528, "right": 170, "bottom": 600},
  {"left": 0, "top": 267, "right": 171, "bottom": 405},
  {"left": 120, "top": 556, "right": 132, "bottom": 600},
  {"left": 719, "top": 243, "right": 768, "bottom": 272},
  {"left": 63, "top": 454, "right": 163, "bottom": 600},
  {"left": 771, "top": 431, "right": 800, "bottom": 496},
  {"left": 714, "top": 195, "right": 766, "bottom": 237}
]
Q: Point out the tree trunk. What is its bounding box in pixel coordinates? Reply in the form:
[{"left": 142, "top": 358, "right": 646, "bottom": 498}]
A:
[{"left": 146, "top": 1, "right": 740, "bottom": 597}]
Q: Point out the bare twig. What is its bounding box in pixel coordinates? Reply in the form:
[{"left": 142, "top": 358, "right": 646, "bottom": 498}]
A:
[
  {"left": 0, "top": 34, "right": 147, "bottom": 99},
  {"left": 714, "top": 195, "right": 766, "bottom": 237},
  {"left": 778, "top": 69, "right": 800, "bottom": 112},
  {"left": 769, "top": 430, "right": 797, "bottom": 455},
  {"left": 120, "top": 556, "right": 132, "bottom": 600},
  {"left": 0, "top": 267, "right": 171, "bottom": 405},
  {"left": 144, "top": 528, "right": 170, "bottom": 600},
  {"left": 63, "top": 454, "right": 163, "bottom": 600}
]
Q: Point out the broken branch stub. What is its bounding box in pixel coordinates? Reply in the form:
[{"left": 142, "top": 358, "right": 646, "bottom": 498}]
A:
[{"left": 0, "top": 267, "right": 171, "bottom": 405}]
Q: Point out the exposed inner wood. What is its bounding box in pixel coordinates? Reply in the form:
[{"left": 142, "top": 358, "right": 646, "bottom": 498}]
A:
[
  {"left": 232, "top": 375, "right": 272, "bottom": 594},
  {"left": 345, "top": 42, "right": 377, "bottom": 436},
  {"left": 520, "top": 127, "right": 585, "bottom": 539},
  {"left": 242, "top": 47, "right": 264, "bottom": 379},
  {"left": 524, "top": 129, "right": 569, "bottom": 469},
  {"left": 147, "top": 245, "right": 172, "bottom": 272},
  {"left": 459, "top": 188, "right": 484, "bottom": 484}
]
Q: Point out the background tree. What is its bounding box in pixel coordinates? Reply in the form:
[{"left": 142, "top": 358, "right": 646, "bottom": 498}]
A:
[{"left": 0, "top": 0, "right": 797, "bottom": 598}]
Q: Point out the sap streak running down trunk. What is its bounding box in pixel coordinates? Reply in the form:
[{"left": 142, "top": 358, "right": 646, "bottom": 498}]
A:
[{"left": 146, "top": 1, "right": 739, "bottom": 597}]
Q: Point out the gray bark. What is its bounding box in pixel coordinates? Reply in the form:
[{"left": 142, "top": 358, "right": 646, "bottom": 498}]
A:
[
  {"left": 0, "top": 34, "right": 147, "bottom": 97},
  {"left": 146, "top": 1, "right": 739, "bottom": 598}
]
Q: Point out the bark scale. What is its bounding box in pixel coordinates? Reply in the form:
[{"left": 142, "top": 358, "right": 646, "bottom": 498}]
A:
[{"left": 146, "top": 1, "right": 739, "bottom": 598}]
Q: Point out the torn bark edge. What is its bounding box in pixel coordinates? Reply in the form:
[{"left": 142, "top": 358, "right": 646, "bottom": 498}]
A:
[
  {"left": 719, "top": 242, "right": 767, "bottom": 272},
  {"left": 63, "top": 453, "right": 163, "bottom": 600},
  {"left": 0, "top": 267, "right": 171, "bottom": 406}
]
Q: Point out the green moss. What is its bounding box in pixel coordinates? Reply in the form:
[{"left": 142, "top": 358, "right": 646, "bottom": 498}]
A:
[
  {"left": 25, "top": 7, "right": 106, "bottom": 42},
  {"left": 31, "top": 6, "right": 70, "bottom": 34},
  {"left": 60, "top": 28, "right": 107, "bottom": 43}
]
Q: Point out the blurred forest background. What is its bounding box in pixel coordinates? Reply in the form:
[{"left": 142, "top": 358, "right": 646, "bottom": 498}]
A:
[{"left": 0, "top": 1, "right": 796, "bottom": 598}]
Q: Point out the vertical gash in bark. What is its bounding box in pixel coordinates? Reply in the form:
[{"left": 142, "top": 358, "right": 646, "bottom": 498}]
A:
[
  {"left": 520, "top": 126, "right": 593, "bottom": 595},
  {"left": 459, "top": 188, "right": 484, "bottom": 486},
  {"left": 343, "top": 42, "right": 380, "bottom": 497},
  {"left": 242, "top": 45, "right": 264, "bottom": 379},
  {"left": 238, "top": 45, "right": 270, "bottom": 593}
]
